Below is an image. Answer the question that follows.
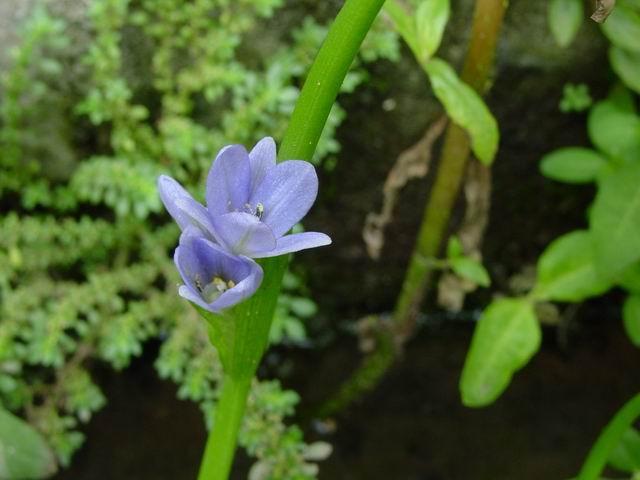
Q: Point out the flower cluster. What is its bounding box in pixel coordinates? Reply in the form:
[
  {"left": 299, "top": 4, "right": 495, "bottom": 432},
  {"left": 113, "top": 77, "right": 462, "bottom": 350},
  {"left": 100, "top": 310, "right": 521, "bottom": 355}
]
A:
[{"left": 158, "top": 137, "right": 331, "bottom": 313}]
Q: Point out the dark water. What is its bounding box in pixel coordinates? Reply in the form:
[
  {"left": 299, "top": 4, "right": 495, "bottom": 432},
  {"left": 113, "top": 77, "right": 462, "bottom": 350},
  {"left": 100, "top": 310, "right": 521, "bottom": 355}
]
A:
[{"left": 55, "top": 298, "right": 640, "bottom": 480}]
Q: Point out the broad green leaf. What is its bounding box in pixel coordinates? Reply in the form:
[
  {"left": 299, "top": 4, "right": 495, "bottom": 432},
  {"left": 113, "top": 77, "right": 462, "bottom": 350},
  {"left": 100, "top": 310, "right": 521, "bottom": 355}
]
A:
[
  {"left": 591, "top": 162, "right": 640, "bottom": 278},
  {"left": 540, "top": 147, "right": 607, "bottom": 183},
  {"left": 623, "top": 295, "right": 640, "bottom": 347},
  {"left": 548, "top": 0, "right": 584, "bottom": 48},
  {"left": 384, "top": 0, "right": 419, "bottom": 55},
  {"left": 450, "top": 257, "right": 490, "bottom": 287},
  {"left": 289, "top": 298, "right": 317, "bottom": 318},
  {"left": 587, "top": 100, "right": 640, "bottom": 161},
  {"left": 601, "top": 5, "right": 640, "bottom": 53},
  {"left": 608, "top": 84, "right": 638, "bottom": 113},
  {"left": 425, "top": 58, "right": 499, "bottom": 164},
  {"left": 415, "top": 0, "right": 450, "bottom": 61},
  {"left": 608, "top": 428, "right": 640, "bottom": 472},
  {"left": 619, "top": 262, "right": 640, "bottom": 292},
  {"left": 460, "top": 297, "right": 541, "bottom": 407},
  {"left": 447, "top": 236, "right": 463, "bottom": 259},
  {"left": 534, "top": 231, "right": 611, "bottom": 302},
  {"left": 610, "top": 46, "right": 640, "bottom": 94},
  {"left": 0, "top": 408, "right": 57, "bottom": 479}
]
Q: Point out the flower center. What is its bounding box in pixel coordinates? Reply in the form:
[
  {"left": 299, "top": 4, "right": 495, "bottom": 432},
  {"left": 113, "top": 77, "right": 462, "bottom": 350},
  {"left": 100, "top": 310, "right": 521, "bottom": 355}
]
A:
[
  {"left": 195, "top": 275, "right": 236, "bottom": 303},
  {"left": 242, "top": 202, "right": 264, "bottom": 220}
]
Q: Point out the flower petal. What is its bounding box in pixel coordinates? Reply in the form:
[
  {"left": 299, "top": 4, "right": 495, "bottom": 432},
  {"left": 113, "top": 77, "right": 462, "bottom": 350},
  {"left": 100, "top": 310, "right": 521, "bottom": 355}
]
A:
[
  {"left": 158, "top": 175, "right": 209, "bottom": 232},
  {"left": 252, "top": 232, "right": 332, "bottom": 258},
  {"left": 174, "top": 236, "right": 264, "bottom": 313},
  {"left": 206, "top": 145, "right": 251, "bottom": 215},
  {"left": 212, "top": 258, "right": 263, "bottom": 311},
  {"left": 178, "top": 284, "right": 211, "bottom": 311},
  {"left": 168, "top": 197, "right": 216, "bottom": 239},
  {"left": 250, "top": 160, "right": 319, "bottom": 237},
  {"left": 210, "top": 212, "right": 277, "bottom": 256},
  {"left": 248, "top": 137, "right": 276, "bottom": 195}
]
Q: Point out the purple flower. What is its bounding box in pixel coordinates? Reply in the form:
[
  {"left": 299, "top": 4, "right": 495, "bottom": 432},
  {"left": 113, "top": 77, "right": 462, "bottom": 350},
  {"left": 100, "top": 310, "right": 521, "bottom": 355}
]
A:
[
  {"left": 174, "top": 229, "right": 263, "bottom": 313},
  {"left": 158, "top": 137, "right": 331, "bottom": 258}
]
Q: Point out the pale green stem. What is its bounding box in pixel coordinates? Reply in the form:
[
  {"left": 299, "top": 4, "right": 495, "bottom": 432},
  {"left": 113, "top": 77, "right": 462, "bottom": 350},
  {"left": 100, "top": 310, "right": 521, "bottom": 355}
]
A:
[
  {"left": 577, "top": 393, "right": 640, "bottom": 480},
  {"left": 317, "top": 0, "right": 508, "bottom": 417},
  {"left": 197, "top": 375, "right": 252, "bottom": 480}
]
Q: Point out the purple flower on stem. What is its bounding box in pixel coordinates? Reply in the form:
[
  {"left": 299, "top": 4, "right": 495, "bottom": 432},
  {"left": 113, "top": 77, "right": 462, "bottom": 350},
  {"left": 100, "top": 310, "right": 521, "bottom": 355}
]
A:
[
  {"left": 158, "top": 137, "right": 331, "bottom": 258},
  {"left": 174, "top": 229, "right": 263, "bottom": 313}
]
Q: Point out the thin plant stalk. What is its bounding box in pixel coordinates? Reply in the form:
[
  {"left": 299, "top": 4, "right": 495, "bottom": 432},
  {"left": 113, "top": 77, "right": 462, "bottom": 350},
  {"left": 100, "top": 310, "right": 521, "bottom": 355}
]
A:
[
  {"left": 394, "top": 0, "right": 507, "bottom": 334},
  {"left": 197, "top": 376, "right": 252, "bottom": 479},
  {"left": 318, "top": 0, "right": 508, "bottom": 418},
  {"left": 196, "top": 0, "right": 386, "bottom": 478},
  {"left": 577, "top": 393, "right": 640, "bottom": 480}
]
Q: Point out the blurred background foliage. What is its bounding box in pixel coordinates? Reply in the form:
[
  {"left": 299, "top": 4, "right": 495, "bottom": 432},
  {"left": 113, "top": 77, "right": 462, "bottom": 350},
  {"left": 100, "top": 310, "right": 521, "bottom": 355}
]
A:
[
  {"left": 0, "top": 0, "right": 399, "bottom": 477},
  {"left": 2, "top": 0, "right": 640, "bottom": 478}
]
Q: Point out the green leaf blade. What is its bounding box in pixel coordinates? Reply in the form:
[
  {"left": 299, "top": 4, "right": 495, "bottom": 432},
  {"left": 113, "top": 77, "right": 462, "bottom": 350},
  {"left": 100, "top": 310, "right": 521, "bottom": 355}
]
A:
[
  {"left": 591, "top": 162, "right": 640, "bottom": 279},
  {"left": 623, "top": 295, "right": 640, "bottom": 347},
  {"left": 415, "top": 0, "right": 450, "bottom": 61},
  {"left": 609, "top": 46, "right": 640, "bottom": 94},
  {"left": 460, "top": 298, "right": 541, "bottom": 407},
  {"left": 601, "top": 5, "right": 640, "bottom": 53},
  {"left": 0, "top": 408, "right": 57, "bottom": 479},
  {"left": 425, "top": 58, "right": 499, "bottom": 165},
  {"left": 534, "top": 230, "right": 611, "bottom": 302},
  {"left": 608, "top": 428, "right": 640, "bottom": 472},
  {"left": 540, "top": 147, "right": 607, "bottom": 184},
  {"left": 619, "top": 262, "right": 640, "bottom": 293},
  {"left": 548, "top": 0, "right": 584, "bottom": 48},
  {"left": 587, "top": 99, "right": 640, "bottom": 162},
  {"left": 450, "top": 257, "right": 491, "bottom": 287}
]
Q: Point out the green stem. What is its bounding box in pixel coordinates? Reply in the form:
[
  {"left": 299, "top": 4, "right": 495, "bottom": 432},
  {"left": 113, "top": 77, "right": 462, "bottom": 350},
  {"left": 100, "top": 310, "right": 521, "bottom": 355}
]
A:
[
  {"left": 197, "top": 375, "right": 252, "bottom": 480},
  {"left": 393, "top": 0, "right": 506, "bottom": 339},
  {"left": 577, "top": 393, "right": 640, "bottom": 480},
  {"left": 279, "top": 0, "right": 387, "bottom": 161},
  {"left": 317, "top": 0, "right": 507, "bottom": 417},
  {"left": 196, "top": 0, "right": 386, "bottom": 477}
]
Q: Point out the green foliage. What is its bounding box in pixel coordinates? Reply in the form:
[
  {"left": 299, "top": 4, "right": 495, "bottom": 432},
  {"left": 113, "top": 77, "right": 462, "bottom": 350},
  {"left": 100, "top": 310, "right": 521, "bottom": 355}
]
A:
[
  {"left": 464, "top": 66, "right": 640, "bottom": 405},
  {"left": 0, "top": 0, "right": 400, "bottom": 475},
  {"left": 533, "top": 231, "right": 611, "bottom": 302},
  {"left": 424, "top": 58, "right": 499, "bottom": 165},
  {"left": 242, "top": 381, "right": 332, "bottom": 480},
  {"left": 548, "top": 0, "right": 584, "bottom": 48},
  {"left": 587, "top": 97, "right": 640, "bottom": 162},
  {"left": 450, "top": 258, "right": 491, "bottom": 287},
  {"left": 559, "top": 83, "right": 593, "bottom": 113},
  {"left": 0, "top": 5, "right": 70, "bottom": 194},
  {"left": 609, "top": 428, "right": 640, "bottom": 473},
  {"left": 0, "top": 408, "right": 57, "bottom": 479},
  {"left": 601, "top": 3, "right": 640, "bottom": 53},
  {"left": 415, "top": 0, "right": 450, "bottom": 62},
  {"left": 460, "top": 297, "right": 540, "bottom": 407},
  {"left": 591, "top": 161, "right": 640, "bottom": 278},
  {"left": 271, "top": 271, "right": 318, "bottom": 345},
  {"left": 622, "top": 295, "right": 640, "bottom": 348},
  {"left": 384, "top": 0, "right": 499, "bottom": 165},
  {"left": 540, "top": 148, "right": 606, "bottom": 183},
  {"left": 601, "top": 0, "right": 640, "bottom": 94},
  {"left": 446, "top": 237, "right": 490, "bottom": 288},
  {"left": 610, "top": 47, "right": 640, "bottom": 94}
]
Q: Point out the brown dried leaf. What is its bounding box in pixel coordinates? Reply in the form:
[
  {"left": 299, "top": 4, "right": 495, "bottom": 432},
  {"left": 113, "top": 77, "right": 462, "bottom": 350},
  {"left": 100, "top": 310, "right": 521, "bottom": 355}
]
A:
[
  {"left": 436, "top": 161, "right": 492, "bottom": 312},
  {"left": 363, "top": 116, "right": 448, "bottom": 259},
  {"left": 437, "top": 272, "right": 476, "bottom": 312},
  {"left": 591, "top": 0, "right": 616, "bottom": 23}
]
